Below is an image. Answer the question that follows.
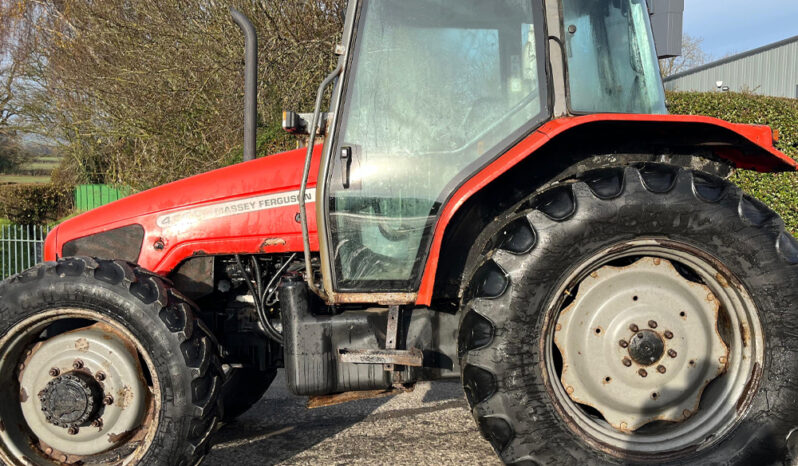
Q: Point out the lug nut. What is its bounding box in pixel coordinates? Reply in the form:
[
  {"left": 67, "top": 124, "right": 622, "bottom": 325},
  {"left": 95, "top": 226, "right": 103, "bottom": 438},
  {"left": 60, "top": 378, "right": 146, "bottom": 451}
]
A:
[
  {"left": 668, "top": 349, "right": 678, "bottom": 358},
  {"left": 638, "top": 369, "right": 648, "bottom": 378},
  {"left": 657, "top": 365, "right": 667, "bottom": 374},
  {"left": 664, "top": 331, "right": 674, "bottom": 339},
  {"left": 49, "top": 368, "right": 60, "bottom": 377},
  {"left": 72, "top": 360, "right": 84, "bottom": 370},
  {"left": 648, "top": 320, "right": 658, "bottom": 329},
  {"left": 67, "top": 426, "right": 79, "bottom": 435},
  {"left": 103, "top": 395, "right": 114, "bottom": 406},
  {"left": 619, "top": 340, "right": 629, "bottom": 348},
  {"left": 629, "top": 324, "right": 639, "bottom": 333},
  {"left": 92, "top": 418, "right": 104, "bottom": 428},
  {"left": 622, "top": 357, "right": 632, "bottom": 367},
  {"left": 95, "top": 372, "right": 106, "bottom": 382}
]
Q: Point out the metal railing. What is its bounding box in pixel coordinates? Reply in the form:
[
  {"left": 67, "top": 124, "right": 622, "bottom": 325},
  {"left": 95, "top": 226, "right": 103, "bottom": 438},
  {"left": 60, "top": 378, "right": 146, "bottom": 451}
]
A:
[{"left": 0, "top": 224, "right": 51, "bottom": 280}]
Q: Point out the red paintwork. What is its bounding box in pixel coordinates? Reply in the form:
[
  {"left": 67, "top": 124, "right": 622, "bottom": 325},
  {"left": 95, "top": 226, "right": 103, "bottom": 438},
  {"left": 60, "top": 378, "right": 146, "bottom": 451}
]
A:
[
  {"left": 45, "top": 146, "right": 322, "bottom": 274},
  {"left": 44, "top": 114, "right": 796, "bottom": 304},
  {"left": 415, "top": 114, "right": 797, "bottom": 305}
]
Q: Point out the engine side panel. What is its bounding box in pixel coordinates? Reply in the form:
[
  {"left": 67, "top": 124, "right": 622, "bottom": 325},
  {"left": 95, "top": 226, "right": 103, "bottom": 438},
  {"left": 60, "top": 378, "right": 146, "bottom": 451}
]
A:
[{"left": 46, "top": 145, "right": 323, "bottom": 273}]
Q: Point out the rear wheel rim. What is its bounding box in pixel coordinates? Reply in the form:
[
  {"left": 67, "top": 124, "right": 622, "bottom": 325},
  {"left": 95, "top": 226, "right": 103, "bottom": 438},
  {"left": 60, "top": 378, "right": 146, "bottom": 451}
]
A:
[
  {"left": 0, "top": 308, "right": 160, "bottom": 465},
  {"left": 540, "top": 239, "right": 764, "bottom": 460}
]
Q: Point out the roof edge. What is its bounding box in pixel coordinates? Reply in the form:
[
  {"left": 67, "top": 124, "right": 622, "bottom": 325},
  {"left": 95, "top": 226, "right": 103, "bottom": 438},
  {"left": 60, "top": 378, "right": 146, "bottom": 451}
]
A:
[{"left": 664, "top": 34, "right": 798, "bottom": 82}]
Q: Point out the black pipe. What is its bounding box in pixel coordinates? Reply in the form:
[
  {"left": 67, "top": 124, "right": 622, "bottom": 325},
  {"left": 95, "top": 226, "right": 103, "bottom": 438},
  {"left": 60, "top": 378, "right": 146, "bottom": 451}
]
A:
[{"left": 230, "top": 8, "right": 258, "bottom": 161}]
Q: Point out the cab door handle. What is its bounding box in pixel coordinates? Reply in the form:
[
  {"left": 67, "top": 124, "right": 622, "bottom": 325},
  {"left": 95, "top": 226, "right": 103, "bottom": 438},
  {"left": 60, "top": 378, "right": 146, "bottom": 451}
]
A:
[{"left": 340, "top": 146, "right": 353, "bottom": 189}]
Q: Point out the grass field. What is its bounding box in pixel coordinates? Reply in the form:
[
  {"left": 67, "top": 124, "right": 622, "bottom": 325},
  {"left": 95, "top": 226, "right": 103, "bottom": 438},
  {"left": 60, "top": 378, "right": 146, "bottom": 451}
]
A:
[
  {"left": 0, "top": 175, "right": 52, "bottom": 184},
  {"left": 1, "top": 153, "right": 60, "bottom": 185}
]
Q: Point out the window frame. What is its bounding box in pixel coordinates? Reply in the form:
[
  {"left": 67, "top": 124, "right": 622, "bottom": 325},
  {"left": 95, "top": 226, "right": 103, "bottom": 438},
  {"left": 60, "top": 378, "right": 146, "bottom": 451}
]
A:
[{"left": 321, "top": 0, "right": 553, "bottom": 293}]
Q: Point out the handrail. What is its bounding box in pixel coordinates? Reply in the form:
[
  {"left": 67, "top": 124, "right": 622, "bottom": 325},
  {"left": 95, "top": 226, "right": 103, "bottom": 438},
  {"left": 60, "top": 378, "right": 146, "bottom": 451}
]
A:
[{"left": 299, "top": 65, "right": 343, "bottom": 299}]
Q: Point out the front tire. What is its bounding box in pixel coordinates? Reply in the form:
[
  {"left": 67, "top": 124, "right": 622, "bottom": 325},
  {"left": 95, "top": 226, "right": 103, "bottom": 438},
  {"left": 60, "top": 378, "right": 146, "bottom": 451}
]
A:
[
  {"left": 0, "top": 258, "right": 223, "bottom": 465},
  {"left": 459, "top": 165, "right": 798, "bottom": 464}
]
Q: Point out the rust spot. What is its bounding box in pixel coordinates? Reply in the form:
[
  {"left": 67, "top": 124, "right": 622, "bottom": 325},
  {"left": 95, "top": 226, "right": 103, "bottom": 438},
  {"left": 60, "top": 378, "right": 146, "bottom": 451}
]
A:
[
  {"left": 107, "top": 430, "right": 134, "bottom": 444},
  {"left": 683, "top": 409, "right": 692, "bottom": 419},
  {"left": 259, "top": 237, "right": 287, "bottom": 252},
  {"left": 75, "top": 338, "right": 90, "bottom": 352},
  {"left": 740, "top": 323, "right": 750, "bottom": 348},
  {"left": 715, "top": 273, "right": 729, "bottom": 288},
  {"left": 590, "top": 271, "right": 599, "bottom": 279},
  {"left": 737, "top": 362, "right": 762, "bottom": 414},
  {"left": 19, "top": 387, "right": 28, "bottom": 403},
  {"left": 652, "top": 258, "right": 661, "bottom": 266},
  {"left": 719, "top": 356, "right": 728, "bottom": 366},
  {"left": 329, "top": 291, "right": 417, "bottom": 306},
  {"left": 307, "top": 387, "right": 410, "bottom": 409},
  {"left": 555, "top": 323, "right": 562, "bottom": 331},
  {"left": 706, "top": 292, "right": 716, "bottom": 302},
  {"left": 566, "top": 386, "right": 575, "bottom": 395},
  {"left": 117, "top": 386, "right": 134, "bottom": 409}
]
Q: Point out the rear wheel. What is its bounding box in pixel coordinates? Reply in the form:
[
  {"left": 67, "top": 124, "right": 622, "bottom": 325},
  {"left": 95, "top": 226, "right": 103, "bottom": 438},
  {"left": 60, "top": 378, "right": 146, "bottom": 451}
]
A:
[
  {"left": 0, "top": 257, "right": 222, "bottom": 465},
  {"left": 459, "top": 165, "right": 798, "bottom": 464}
]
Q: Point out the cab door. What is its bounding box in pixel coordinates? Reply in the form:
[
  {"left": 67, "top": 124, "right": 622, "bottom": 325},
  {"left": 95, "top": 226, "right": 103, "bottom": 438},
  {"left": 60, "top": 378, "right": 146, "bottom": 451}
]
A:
[{"left": 319, "top": 0, "right": 550, "bottom": 298}]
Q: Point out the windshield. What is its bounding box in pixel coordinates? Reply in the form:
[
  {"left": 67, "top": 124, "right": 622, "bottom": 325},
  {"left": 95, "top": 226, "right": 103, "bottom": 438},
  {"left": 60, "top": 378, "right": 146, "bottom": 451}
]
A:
[
  {"left": 327, "top": 0, "right": 548, "bottom": 291},
  {"left": 563, "top": 0, "right": 667, "bottom": 114}
]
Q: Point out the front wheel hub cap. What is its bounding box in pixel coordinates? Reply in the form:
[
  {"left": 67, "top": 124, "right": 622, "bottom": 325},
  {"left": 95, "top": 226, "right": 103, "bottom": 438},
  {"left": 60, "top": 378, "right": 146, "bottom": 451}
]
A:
[
  {"left": 39, "top": 372, "right": 103, "bottom": 428},
  {"left": 554, "top": 257, "right": 729, "bottom": 432},
  {"left": 19, "top": 325, "right": 147, "bottom": 456}
]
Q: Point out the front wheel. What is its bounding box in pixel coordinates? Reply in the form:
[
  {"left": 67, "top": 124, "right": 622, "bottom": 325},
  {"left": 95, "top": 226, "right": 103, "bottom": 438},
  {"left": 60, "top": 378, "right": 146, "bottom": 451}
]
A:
[
  {"left": 0, "top": 258, "right": 222, "bottom": 465},
  {"left": 459, "top": 165, "right": 798, "bottom": 464}
]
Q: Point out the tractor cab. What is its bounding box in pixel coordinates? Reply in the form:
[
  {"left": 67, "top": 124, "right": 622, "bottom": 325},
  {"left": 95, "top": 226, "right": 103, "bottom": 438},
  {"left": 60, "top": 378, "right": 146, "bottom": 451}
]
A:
[{"left": 305, "top": 0, "right": 670, "bottom": 300}]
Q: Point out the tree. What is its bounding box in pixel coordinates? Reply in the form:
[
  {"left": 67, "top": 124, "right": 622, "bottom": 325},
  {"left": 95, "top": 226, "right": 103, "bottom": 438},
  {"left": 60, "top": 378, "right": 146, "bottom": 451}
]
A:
[
  {"left": 12, "top": 0, "right": 346, "bottom": 190},
  {"left": 0, "top": 132, "right": 22, "bottom": 173},
  {"left": 659, "top": 34, "right": 711, "bottom": 78}
]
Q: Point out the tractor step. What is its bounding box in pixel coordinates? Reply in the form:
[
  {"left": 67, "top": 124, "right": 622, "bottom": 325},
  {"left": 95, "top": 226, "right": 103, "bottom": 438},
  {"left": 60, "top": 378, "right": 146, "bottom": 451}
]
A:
[{"left": 338, "top": 348, "right": 424, "bottom": 367}]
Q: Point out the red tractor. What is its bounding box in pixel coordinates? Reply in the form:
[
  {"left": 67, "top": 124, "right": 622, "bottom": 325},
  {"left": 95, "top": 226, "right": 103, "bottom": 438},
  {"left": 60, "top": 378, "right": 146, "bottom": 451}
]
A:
[{"left": 2, "top": 1, "right": 797, "bottom": 464}]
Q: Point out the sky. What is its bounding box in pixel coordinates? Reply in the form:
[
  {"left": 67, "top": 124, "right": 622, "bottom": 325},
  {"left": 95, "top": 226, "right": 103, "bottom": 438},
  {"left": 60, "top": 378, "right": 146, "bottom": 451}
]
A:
[{"left": 683, "top": 0, "right": 798, "bottom": 60}]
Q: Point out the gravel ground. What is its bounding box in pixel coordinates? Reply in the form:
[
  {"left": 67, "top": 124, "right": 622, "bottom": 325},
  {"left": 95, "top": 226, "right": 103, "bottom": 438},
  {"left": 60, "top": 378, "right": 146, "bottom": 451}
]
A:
[{"left": 205, "top": 371, "right": 500, "bottom": 466}]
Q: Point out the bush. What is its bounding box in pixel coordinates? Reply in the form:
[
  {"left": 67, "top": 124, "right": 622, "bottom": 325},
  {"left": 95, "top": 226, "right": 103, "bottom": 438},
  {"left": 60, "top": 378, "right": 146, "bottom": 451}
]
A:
[
  {"left": 0, "top": 184, "right": 73, "bottom": 224},
  {"left": 666, "top": 91, "right": 798, "bottom": 234}
]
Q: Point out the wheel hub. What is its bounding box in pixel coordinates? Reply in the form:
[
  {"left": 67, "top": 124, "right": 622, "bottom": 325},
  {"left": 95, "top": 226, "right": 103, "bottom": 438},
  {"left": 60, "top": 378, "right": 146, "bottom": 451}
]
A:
[
  {"left": 628, "top": 330, "right": 665, "bottom": 366},
  {"left": 554, "top": 257, "right": 729, "bottom": 432},
  {"left": 39, "top": 373, "right": 103, "bottom": 428},
  {"left": 17, "top": 324, "right": 148, "bottom": 456}
]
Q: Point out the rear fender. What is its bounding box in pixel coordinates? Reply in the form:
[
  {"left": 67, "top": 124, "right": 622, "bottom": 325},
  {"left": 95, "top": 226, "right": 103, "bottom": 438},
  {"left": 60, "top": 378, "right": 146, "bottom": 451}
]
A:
[{"left": 417, "top": 114, "right": 797, "bottom": 306}]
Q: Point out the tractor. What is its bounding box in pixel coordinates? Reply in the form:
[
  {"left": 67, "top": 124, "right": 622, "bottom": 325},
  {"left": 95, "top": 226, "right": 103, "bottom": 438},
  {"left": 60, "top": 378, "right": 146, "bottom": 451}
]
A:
[{"left": 2, "top": 0, "right": 797, "bottom": 464}]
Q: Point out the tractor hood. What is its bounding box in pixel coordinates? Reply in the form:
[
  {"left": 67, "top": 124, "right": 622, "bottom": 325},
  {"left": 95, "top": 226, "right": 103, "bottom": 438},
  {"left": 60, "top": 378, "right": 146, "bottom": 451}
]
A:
[{"left": 45, "top": 146, "right": 322, "bottom": 274}]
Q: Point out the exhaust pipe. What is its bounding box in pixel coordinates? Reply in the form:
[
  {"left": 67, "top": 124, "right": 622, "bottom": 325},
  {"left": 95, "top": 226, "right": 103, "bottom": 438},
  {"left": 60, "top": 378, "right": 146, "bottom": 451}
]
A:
[{"left": 230, "top": 8, "right": 258, "bottom": 161}]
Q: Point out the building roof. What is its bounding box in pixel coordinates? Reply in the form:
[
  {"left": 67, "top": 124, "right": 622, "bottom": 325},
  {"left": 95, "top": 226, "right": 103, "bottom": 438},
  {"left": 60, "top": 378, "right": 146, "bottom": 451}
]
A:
[{"left": 664, "top": 34, "right": 798, "bottom": 82}]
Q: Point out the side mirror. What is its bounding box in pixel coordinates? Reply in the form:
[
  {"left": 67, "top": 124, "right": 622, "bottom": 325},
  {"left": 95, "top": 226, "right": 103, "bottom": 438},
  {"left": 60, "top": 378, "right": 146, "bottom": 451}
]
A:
[{"left": 648, "top": 0, "right": 684, "bottom": 59}]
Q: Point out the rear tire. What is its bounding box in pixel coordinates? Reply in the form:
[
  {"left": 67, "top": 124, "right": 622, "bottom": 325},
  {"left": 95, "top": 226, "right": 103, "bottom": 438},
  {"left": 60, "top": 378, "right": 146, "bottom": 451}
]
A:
[
  {"left": 0, "top": 257, "right": 223, "bottom": 465},
  {"left": 459, "top": 165, "right": 798, "bottom": 464}
]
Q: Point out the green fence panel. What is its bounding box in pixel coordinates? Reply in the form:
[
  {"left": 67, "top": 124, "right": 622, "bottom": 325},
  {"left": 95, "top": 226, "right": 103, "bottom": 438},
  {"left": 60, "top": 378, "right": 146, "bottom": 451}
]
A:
[{"left": 74, "top": 185, "right": 130, "bottom": 211}]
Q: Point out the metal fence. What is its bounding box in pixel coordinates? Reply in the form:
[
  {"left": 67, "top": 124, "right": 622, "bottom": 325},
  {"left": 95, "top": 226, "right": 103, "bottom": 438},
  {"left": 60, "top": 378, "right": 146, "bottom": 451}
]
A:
[{"left": 0, "top": 224, "right": 51, "bottom": 280}]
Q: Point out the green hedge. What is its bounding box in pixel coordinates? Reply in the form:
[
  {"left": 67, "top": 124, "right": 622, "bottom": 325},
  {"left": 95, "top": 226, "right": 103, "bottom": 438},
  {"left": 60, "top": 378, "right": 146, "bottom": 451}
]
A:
[
  {"left": 666, "top": 91, "right": 798, "bottom": 234},
  {"left": 0, "top": 184, "right": 73, "bottom": 225}
]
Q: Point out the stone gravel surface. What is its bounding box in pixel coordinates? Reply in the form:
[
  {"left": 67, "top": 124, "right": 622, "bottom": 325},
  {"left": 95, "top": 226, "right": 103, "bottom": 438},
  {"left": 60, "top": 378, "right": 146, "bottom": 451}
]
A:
[{"left": 205, "top": 372, "right": 500, "bottom": 465}]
